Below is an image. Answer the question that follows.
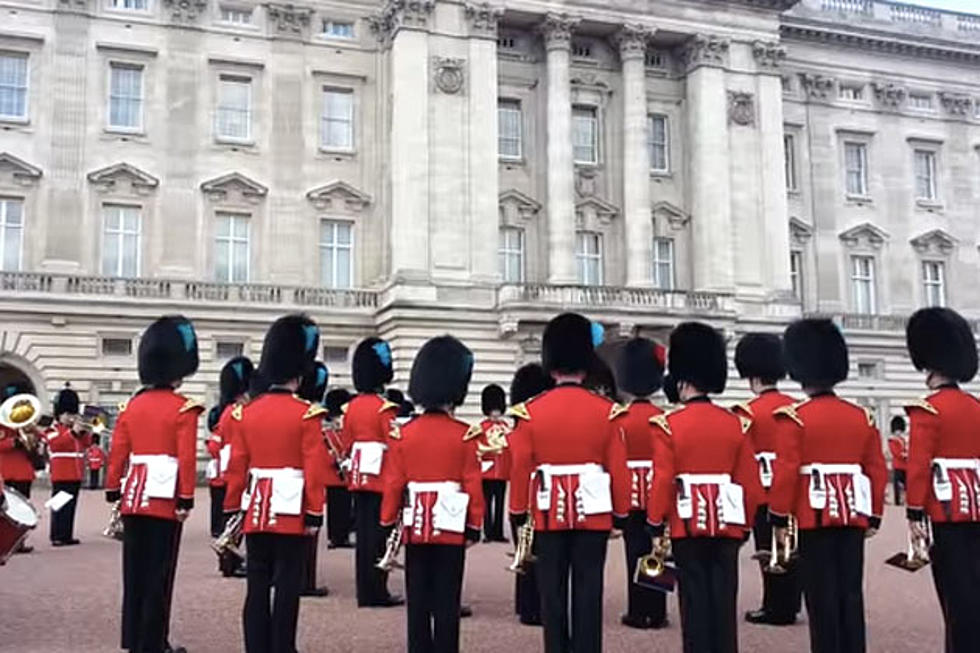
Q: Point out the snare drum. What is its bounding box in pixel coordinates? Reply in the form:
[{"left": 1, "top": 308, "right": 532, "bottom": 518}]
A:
[{"left": 0, "top": 487, "right": 39, "bottom": 564}]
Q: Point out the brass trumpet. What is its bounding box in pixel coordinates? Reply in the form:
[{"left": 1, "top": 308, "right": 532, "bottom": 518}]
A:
[
  {"left": 885, "top": 521, "right": 931, "bottom": 572},
  {"left": 634, "top": 535, "right": 675, "bottom": 592},
  {"left": 212, "top": 511, "right": 245, "bottom": 570},
  {"left": 767, "top": 516, "right": 798, "bottom": 574},
  {"left": 376, "top": 524, "right": 404, "bottom": 572},
  {"left": 103, "top": 500, "right": 124, "bottom": 540},
  {"left": 507, "top": 513, "right": 536, "bottom": 574}
]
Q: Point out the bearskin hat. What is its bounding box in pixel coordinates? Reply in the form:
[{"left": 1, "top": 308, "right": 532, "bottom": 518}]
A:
[
  {"left": 481, "top": 384, "right": 507, "bottom": 416},
  {"left": 784, "top": 318, "right": 849, "bottom": 388},
  {"left": 662, "top": 374, "right": 679, "bottom": 404},
  {"left": 258, "top": 314, "right": 320, "bottom": 385},
  {"left": 408, "top": 336, "right": 473, "bottom": 409},
  {"left": 324, "top": 388, "right": 351, "bottom": 419},
  {"left": 542, "top": 313, "right": 603, "bottom": 375},
  {"left": 617, "top": 338, "right": 665, "bottom": 397},
  {"left": 734, "top": 333, "right": 786, "bottom": 383},
  {"left": 138, "top": 315, "right": 200, "bottom": 386},
  {"left": 53, "top": 384, "right": 80, "bottom": 417},
  {"left": 510, "top": 363, "right": 554, "bottom": 405},
  {"left": 219, "top": 357, "right": 254, "bottom": 405},
  {"left": 906, "top": 307, "right": 978, "bottom": 382},
  {"left": 2, "top": 382, "right": 31, "bottom": 400},
  {"left": 668, "top": 322, "right": 727, "bottom": 395},
  {"left": 585, "top": 355, "right": 618, "bottom": 400},
  {"left": 206, "top": 405, "right": 222, "bottom": 433},
  {"left": 353, "top": 337, "right": 394, "bottom": 393},
  {"left": 386, "top": 388, "right": 405, "bottom": 406},
  {"left": 299, "top": 362, "right": 329, "bottom": 405}
]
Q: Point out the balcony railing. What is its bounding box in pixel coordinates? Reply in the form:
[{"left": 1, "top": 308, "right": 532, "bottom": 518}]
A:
[
  {"left": 498, "top": 283, "right": 735, "bottom": 314},
  {"left": 0, "top": 271, "right": 379, "bottom": 310},
  {"left": 801, "top": 0, "right": 980, "bottom": 39},
  {"left": 813, "top": 313, "right": 980, "bottom": 334}
]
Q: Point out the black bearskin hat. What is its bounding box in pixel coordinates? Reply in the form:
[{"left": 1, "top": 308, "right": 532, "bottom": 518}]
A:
[
  {"left": 353, "top": 337, "right": 394, "bottom": 393},
  {"left": 258, "top": 314, "right": 320, "bottom": 385},
  {"left": 668, "top": 322, "right": 727, "bottom": 395},
  {"left": 510, "top": 363, "right": 554, "bottom": 405},
  {"left": 299, "top": 362, "right": 329, "bottom": 405},
  {"left": 3, "top": 382, "right": 31, "bottom": 400},
  {"left": 784, "top": 319, "right": 849, "bottom": 388},
  {"left": 219, "top": 357, "right": 254, "bottom": 405},
  {"left": 662, "top": 374, "right": 679, "bottom": 404},
  {"left": 324, "top": 388, "right": 351, "bottom": 419},
  {"left": 734, "top": 333, "right": 786, "bottom": 383},
  {"left": 408, "top": 336, "right": 474, "bottom": 409},
  {"left": 481, "top": 384, "right": 506, "bottom": 416},
  {"left": 386, "top": 388, "right": 405, "bottom": 406},
  {"left": 617, "top": 338, "right": 665, "bottom": 397},
  {"left": 906, "top": 307, "right": 978, "bottom": 382},
  {"left": 890, "top": 415, "right": 906, "bottom": 433},
  {"left": 206, "top": 405, "right": 222, "bottom": 433},
  {"left": 53, "top": 384, "right": 80, "bottom": 417},
  {"left": 138, "top": 315, "right": 200, "bottom": 386},
  {"left": 585, "top": 355, "right": 618, "bottom": 400},
  {"left": 542, "top": 313, "right": 602, "bottom": 375}
]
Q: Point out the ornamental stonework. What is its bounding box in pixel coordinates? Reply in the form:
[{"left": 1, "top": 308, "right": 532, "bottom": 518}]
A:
[
  {"left": 613, "top": 25, "right": 651, "bottom": 60},
  {"left": 681, "top": 34, "right": 729, "bottom": 71},
  {"left": 727, "top": 91, "right": 755, "bottom": 127},
  {"left": 538, "top": 13, "right": 581, "bottom": 50},
  {"left": 871, "top": 82, "right": 906, "bottom": 110},
  {"left": 938, "top": 92, "right": 973, "bottom": 117},
  {"left": 432, "top": 57, "right": 466, "bottom": 95},
  {"left": 265, "top": 3, "right": 313, "bottom": 37},
  {"left": 368, "top": 0, "right": 434, "bottom": 45},
  {"left": 163, "top": 0, "right": 207, "bottom": 22},
  {"left": 464, "top": 3, "right": 503, "bottom": 38},
  {"left": 799, "top": 73, "right": 835, "bottom": 100},
  {"left": 752, "top": 41, "right": 786, "bottom": 71}
]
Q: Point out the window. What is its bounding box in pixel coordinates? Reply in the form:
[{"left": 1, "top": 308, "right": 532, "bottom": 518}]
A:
[
  {"left": 102, "top": 205, "right": 141, "bottom": 277},
  {"left": 320, "top": 88, "right": 353, "bottom": 150},
  {"left": 319, "top": 220, "right": 353, "bottom": 289},
  {"left": 914, "top": 149, "right": 937, "bottom": 201},
  {"left": 101, "top": 337, "right": 133, "bottom": 357},
  {"left": 572, "top": 106, "right": 598, "bottom": 165},
  {"left": 108, "top": 64, "right": 143, "bottom": 131},
  {"left": 857, "top": 362, "right": 880, "bottom": 380},
  {"left": 844, "top": 142, "right": 868, "bottom": 196},
  {"left": 571, "top": 42, "right": 592, "bottom": 58},
  {"left": 645, "top": 51, "right": 665, "bottom": 68},
  {"left": 215, "top": 341, "right": 244, "bottom": 359},
  {"left": 497, "top": 36, "right": 516, "bottom": 50},
  {"left": 652, "top": 237, "right": 674, "bottom": 290},
  {"left": 839, "top": 84, "right": 864, "bottom": 101},
  {"left": 922, "top": 261, "right": 946, "bottom": 308},
  {"left": 0, "top": 52, "right": 28, "bottom": 121},
  {"left": 790, "top": 250, "right": 804, "bottom": 301},
  {"left": 219, "top": 6, "right": 252, "bottom": 24},
  {"left": 215, "top": 212, "right": 250, "bottom": 282},
  {"left": 784, "top": 134, "right": 798, "bottom": 191},
  {"left": 323, "top": 345, "right": 349, "bottom": 367},
  {"left": 108, "top": 0, "right": 148, "bottom": 10},
  {"left": 648, "top": 114, "right": 669, "bottom": 172},
  {"left": 575, "top": 231, "right": 603, "bottom": 286},
  {"left": 851, "top": 255, "right": 876, "bottom": 315},
  {"left": 498, "top": 99, "right": 522, "bottom": 160},
  {"left": 908, "top": 93, "right": 933, "bottom": 110},
  {"left": 216, "top": 75, "right": 251, "bottom": 141},
  {"left": 0, "top": 197, "right": 23, "bottom": 271},
  {"left": 498, "top": 227, "right": 525, "bottom": 283},
  {"left": 321, "top": 20, "right": 354, "bottom": 39}
]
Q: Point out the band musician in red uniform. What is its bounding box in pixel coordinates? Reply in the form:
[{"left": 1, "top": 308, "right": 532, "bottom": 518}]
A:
[
  {"left": 731, "top": 333, "right": 802, "bottom": 626},
  {"left": 87, "top": 439, "right": 106, "bottom": 489},
  {"left": 509, "top": 312, "right": 630, "bottom": 653},
  {"left": 0, "top": 382, "right": 41, "bottom": 554},
  {"left": 105, "top": 315, "right": 203, "bottom": 653},
  {"left": 206, "top": 356, "right": 254, "bottom": 540},
  {"left": 887, "top": 415, "right": 908, "bottom": 506},
  {"left": 476, "top": 384, "right": 510, "bottom": 543},
  {"left": 769, "top": 318, "right": 887, "bottom": 653},
  {"left": 298, "top": 360, "right": 331, "bottom": 598},
  {"left": 323, "top": 388, "right": 353, "bottom": 549},
  {"left": 223, "top": 314, "right": 326, "bottom": 653},
  {"left": 904, "top": 307, "right": 980, "bottom": 653},
  {"left": 381, "top": 335, "right": 483, "bottom": 653},
  {"left": 646, "top": 322, "right": 763, "bottom": 653},
  {"left": 46, "top": 384, "right": 92, "bottom": 546}
]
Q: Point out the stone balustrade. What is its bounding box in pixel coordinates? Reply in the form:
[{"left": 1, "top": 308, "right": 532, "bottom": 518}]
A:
[
  {"left": 813, "top": 313, "right": 980, "bottom": 334},
  {"left": 498, "top": 283, "right": 735, "bottom": 314},
  {"left": 803, "top": 0, "right": 978, "bottom": 39}
]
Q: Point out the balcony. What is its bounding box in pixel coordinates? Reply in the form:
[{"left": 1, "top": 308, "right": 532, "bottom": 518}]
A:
[
  {"left": 790, "top": 0, "right": 980, "bottom": 44},
  {"left": 812, "top": 312, "right": 980, "bottom": 334},
  {"left": 498, "top": 283, "right": 736, "bottom": 315}
]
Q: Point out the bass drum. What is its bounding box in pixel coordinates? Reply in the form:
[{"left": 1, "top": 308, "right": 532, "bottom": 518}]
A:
[{"left": 0, "top": 486, "right": 38, "bottom": 564}]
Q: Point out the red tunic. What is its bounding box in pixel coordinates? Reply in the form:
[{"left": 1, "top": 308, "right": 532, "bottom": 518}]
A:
[
  {"left": 106, "top": 389, "right": 203, "bottom": 521},
  {"left": 905, "top": 388, "right": 980, "bottom": 524},
  {"left": 732, "top": 389, "right": 797, "bottom": 502},
  {"left": 86, "top": 445, "right": 106, "bottom": 471},
  {"left": 887, "top": 435, "right": 908, "bottom": 472},
  {"left": 508, "top": 385, "right": 630, "bottom": 532},
  {"left": 621, "top": 401, "right": 663, "bottom": 512},
  {"left": 342, "top": 394, "right": 399, "bottom": 493},
  {"left": 646, "top": 399, "right": 762, "bottom": 540},
  {"left": 0, "top": 425, "right": 35, "bottom": 482},
  {"left": 380, "top": 412, "right": 484, "bottom": 546},
  {"left": 47, "top": 423, "right": 91, "bottom": 482},
  {"left": 475, "top": 417, "right": 512, "bottom": 482},
  {"left": 321, "top": 425, "right": 346, "bottom": 488},
  {"left": 223, "top": 391, "right": 326, "bottom": 535},
  {"left": 205, "top": 404, "right": 238, "bottom": 488},
  {"left": 768, "top": 394, "right": 888, "bottom": 530}
]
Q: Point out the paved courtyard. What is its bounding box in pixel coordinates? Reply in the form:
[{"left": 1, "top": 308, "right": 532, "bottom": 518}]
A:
[{"left": 0, "top": 488, "right": 943, "bottom": 652}]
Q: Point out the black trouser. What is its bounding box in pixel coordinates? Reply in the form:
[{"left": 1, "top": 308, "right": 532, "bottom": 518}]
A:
[
  {"left": 672, "top": 537, "right": 741, "bottom": 653},
  {"left": 89, "top": 469, "right": 101, "bottom": 489},
  {"left": 798, "top": 527, "right": 866, "bottom": 653},
  {"left": 50, "top": 480, "right": 81, "bottom": 543},
  {"left": 930, "top": 523, "right": 980, "bottom": 653},
  {"left": 535, "top": 530, "right": 608, "bottom": 653},
  {"left": 209, "top": 485, "right": 227, "bottom": 538},
  {"left": 121, "top": 516, "right": 182, "bottom": 653},
  {"left": 622, "top": 511, "right": 667, "bottom": 624},
  {"left": 353, "top": 491, "right": 391, "bottom": 605},
  {"left": 750, "top": 505, "right": 802, "bottom": 621},
  {"left": 243, "top": 533, "right": 307, "bottom": 653},
  {"left": 405, "top": 544, "right": 465, "bottom": 653},
  {"left": 304, "top": 532, "right": 322, "bottom": 591},
  {"left": 511, "top": 521, "right": 541, "bottom": 622},
  {"left": 327, "top": 486, "right": 353, "bottom": 546},
  {"left": 481, "top": 480, "right": 506, "bottom": 541},
  {"left": 892, "top": 469, "right": 906, "bottom": 506}
]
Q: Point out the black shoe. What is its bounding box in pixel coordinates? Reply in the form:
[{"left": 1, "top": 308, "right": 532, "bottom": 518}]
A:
[
  {"left": 163, "top": 644, "right": 187, "bottom": 653},
  {"left": 519, "top": 615, "right": 542, "bottom": 626},
  {"left": 366, "top": 594, "right": 404, "bottom": 608},
  {"left": 301, "top": 587, "right": 330, "bottom": 598},
  {"left": 64, "top": 538, "right": 81, "bottom": 546},
  {"left": 460, "top": 604, "right": 473, "bottom": 618},
  {"left": 745, "top": 609, "right": 796, "bottom": 626},
  {"left": 52, "top": 540, "right": 66, "bottom": 547},
  {"left": 621, "top": 614, "right": 653, "bottom": 629},
  {"left": 15, "top": 544, "right": 32, "bottom": 554}
]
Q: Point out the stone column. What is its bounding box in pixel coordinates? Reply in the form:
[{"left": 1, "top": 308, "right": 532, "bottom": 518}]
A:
[
  {"left": 683, "top": 35, "right": 733, "bottom": 292},
  {"left": 540, "top": 14, "right": 580, "bottom": 285},
  {"left": 616, "top": 25, "right": 653, "bottom": 288}
]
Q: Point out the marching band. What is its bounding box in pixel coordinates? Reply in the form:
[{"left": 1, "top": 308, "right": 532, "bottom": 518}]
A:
[{"left": 1, "top": 306, "right": 979, "bottom": 653}]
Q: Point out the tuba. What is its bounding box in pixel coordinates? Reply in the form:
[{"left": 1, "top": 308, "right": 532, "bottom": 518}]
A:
[
  {"left": 507, "top": 513, "right": 536, "bottom": 574},
  {"left": 376, "top": 523, "right": 404, "bottom": 572},
  {"left": 103, "top": 500, "right": 124, "bottom": 540},
  {"left": 212, "top": 511, "right": 245, "bottom": 572},
  {"left": 1, "top": 394, "right": 49, "bottom": 469}
]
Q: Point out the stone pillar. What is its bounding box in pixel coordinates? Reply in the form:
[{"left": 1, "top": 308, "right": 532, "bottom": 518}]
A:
[
  {"left": 540, "top": 14, "right": 580, "bottom": 285},
  {"left": 616, "top": 25, "right": 653, "bottom": 288},
  {"left": 683, "top": 35, "right": 733, "bottom": 292}
]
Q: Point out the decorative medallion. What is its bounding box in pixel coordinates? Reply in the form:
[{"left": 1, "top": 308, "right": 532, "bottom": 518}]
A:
[
  {"left": 727, "top": 91, "right": 755, "bottom": 127},
  {"left": 432, "top": 57, "right": 465, "bottom": 95}
]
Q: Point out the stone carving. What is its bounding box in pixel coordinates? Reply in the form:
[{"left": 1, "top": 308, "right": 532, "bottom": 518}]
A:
[
  {"left": 727, "top": 91, "right": 755, "bottom": 127},
  {"left": 681, "top": 34, "right": 729, "bottom": 71},
  {"left": 938, "top": 92, "right": 973, "bottom": 117},
  {"left": 613, "top": 25, "right": 651, "bottom": 60},
  {"left": 87, "top": 162, "right": 159, "bottom": 195},
  {"left": 752, "top": 41, "right": 786, "bottom": 70},
  {"left": 799, "top": 73, "right": 835, "bottom": 100},
  {"left": 538, "top": 13, "right": 581, "bottom": 50},
  {"left": 464, "top": 3, "right": 503, "bottom": 38},
  {"left": 652, "top": 201, "right": 690, "bottom": 230},
  {"left": 871, "top": 82, "right": 906, "bottom": 110},
  {"left": 499, "top": 189, "right": 542, "bottom": 223},
  {"left": 569, "top": 72, "right": 610, "bottom": 89},
  {"left": 575, "top": 196, "right": 619, "bottom": 227},
  {"left": 432, "top": 57, "right": 465, "bottom": 95},
  {"left": 839, "top": 222, "right": 888, "bottom": 250},
  {"left": 306, "top": 181, "right": 372, "bottom": 212},
  {"left": 368, "top": 0, "right": 434, "bottom": 44},
  {"left": 163, "top": 0, "right": 207, "bottom": 22},
  {"left": 265, "top": 3, "right": 313, "bottom": 36},
  {"left": 0, "top": 152, "right": 43, "bottom": 186},
  {"left": 910, "top": 229, "right": 956, "bottom": 255},
  {"left": 575, "top": 168, "right": 598, "bottom": 197},
  {"left": 200, "top": 172, "right": 268, "bottom": 203},
  {"left": 789, "top": 217, "right": 814, "bottom": 246}
]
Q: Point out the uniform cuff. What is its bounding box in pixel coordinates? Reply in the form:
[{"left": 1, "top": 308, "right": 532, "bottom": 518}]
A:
[
  {"left": 613, "top": 515, "right": 629, "bottom": 530},
  {"left": 768, "top": 511, "right": 789, "bottom": 528},
  {"left": 106, "top": 489, "right": 121, "bottom": 503},
  {"left": 868, "top": 516, "right": 881, "bottom": 530},
  {"left": 304, "top": 513, "right": 323, "bottom": 528},
  {"left": 465, "top": 527, "right": 481, "bottom": 543},
  {"left": 645, "top": 521, "right": 665, "bottom": 538},
  {"left": 907, "top": 507, "right": 926, "bottom": 522},
  {"left": 177, "top": 497, "right": 194, "bottom": 511}
]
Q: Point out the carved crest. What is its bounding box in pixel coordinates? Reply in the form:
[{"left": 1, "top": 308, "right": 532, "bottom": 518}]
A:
[
  {"left": 265, "top": 3, "right": 313, "bottom": 37},
  {"left": 499, "top": 189, "right": 542, "bottom": 224},
  {"left": 910, "top": 229, "right": 956, "bottom": 255},
  {"left": 681, "top": 34, "right": 729, "bottom": 71},
  {"left": 728, "top": 91, "right": 755, "bottom": 127},
  {"left": 938, "top": 92, "right": 973, "bottom": 118},
  {"left": 652, "top": 201, "right": 689, "bottom": 230},
  {"left": 789, "top": 217, "right": 814, "bottom": 246},
  {"left": 839, "top": 222, "right": 889, "bottom": 250},
  {"left": 752, "top": 41, "right": 786, "bottom": 70},
  {"left": 800, "top": 73, "right": 835, "bottom": 100},
  {"left": 575, "top": 196, "right": 619, "bottom": 228},
  {"left": 432, "top": 57, "right": 465, "bottom": 95}
]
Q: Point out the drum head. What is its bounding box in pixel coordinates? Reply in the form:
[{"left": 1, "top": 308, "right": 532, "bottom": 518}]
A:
[{"left": 3, "top": 487, "right": 38, "bottom": 528}]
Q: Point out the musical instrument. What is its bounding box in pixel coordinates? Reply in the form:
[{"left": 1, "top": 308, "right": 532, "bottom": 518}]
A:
[
  {"left": 634, "top": 535, "right": 676, "bottom": 592},
  {"left": 103, "top": 500, "right": 124, "bottom": 541},
  {"left": 211, "top": 511, "right": 245, "bottom": 572},
  {"left": 0, "top": 393, "right": 44, "bottom": 432},
  {"left": 376, "top": 523, "right": 404, "bottom": 572},
  {"left": 766, "top": 516, "right": 798, "bottom": 575},
  {"left": 885, "top": 521, "right": 931, "bottom": 572},
  {"left": 0, "top": 486, "right": 39, "bottom": 564},
  {"left": 77, "top": 405, "right": 108, "bottom": 435},
  {"left": 322, "top": 429, "right": 350, "bottom": 482},
  {"left": 476, "top": 422, "right": 510, "bottom": 457},
  {"left": 507, "top": 513, "right": 536, "bottom": 574}
]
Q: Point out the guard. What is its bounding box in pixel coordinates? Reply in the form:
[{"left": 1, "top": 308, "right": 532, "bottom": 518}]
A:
[
  {"left": 476, "top": 384, "right": 510, "bottom": 543},
  {"left": 323, "top": 388, "right": 353, "bottom": 549},
  {"left": 47, "top": 384, "right": 91, "bottom": 546},
  {"left": 298, "top": 360, "right": 330, "bottom": 598}
]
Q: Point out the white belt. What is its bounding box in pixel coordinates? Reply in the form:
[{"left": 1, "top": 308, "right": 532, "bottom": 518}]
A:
[
  {"left": 130, "top": 455, "right": 179, "bottom": 500},
  {"left": 537, "top": 463, "right": 603, "bottom": 477},
  {"left": 408, "top": 481, "right": 462, "bottom": 493},
  {"left": 131, "top": 454, "right": 178, "bottom": 465},
  {"left": 249, "top": 467, "right": 304, "bottom": 516},
  {"left": 250, "top": 467, "right": 304, "bottom": 481},
  {"left": 50, "top": 453, "right": 85, "bottom": 459},
  {"left": 627, "top": 460, "right": 653, "bottom": 469},
  {"left": 932, "top": 457, "right": 980, "bottom": 472},
  {"left": 678, "top": 473, "right": 731, "bottom": 486},
  {"left": 799, "top": 463, "right": 862, "bottom": 476}
]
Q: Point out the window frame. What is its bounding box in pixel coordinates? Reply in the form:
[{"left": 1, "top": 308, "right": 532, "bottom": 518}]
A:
[
  {"left": 0, "top": 51, "right": 30, "bottom": 123},
  {"left": 320, "top": 19, "right": 355, "bottom": 40},
  {"left": 497, "top": 98, "right": 523, "bottom": 161},
  {"left": 921, "top": 259, "right": 947, "bottom": 308},
  {"left": 575, "top": 230, "right": 604, "bottom": 286},
  {"left": 106, "top": 62, "right": 145, "bottom": 133},
  {"left": 651, "top": 236, "right": 675, "bottom": 290},
  {"left": 101, "top": 204, "right": 142, "bottom": 278},
  {"left": 648, "top": 114, "right": 670, "bottom": 174},
  {"left": 0, "top": 196, "right": 25, "bottom": 272},
  {"left": 215, "top": 74, "right": 253, "bottom": 143},
  {"left": 214, "top": 211, "right": 251, "bottom": 283},
  {"left": 106, "top": 0, "right": 150, "bottom": 12},
  {"left": 843, "top": 141, "right": 869, "bottom": 198},
  {"left": 498, "top": 226, "right": 526, "bottom": 283},
  {"left": 100, "top": 335, "right": 135, "bottom": 358},
  {"left": 318, "top": 218, "right": 354, "bottom": 289},
  {"left": 572, "top": 105, "right": 599, "bottom": 166},
  {"left": 789, "top": 249, "right": 804, "bottom": 302},
  {"left": 784, "top": 133, "right": 798, "bottom": 192},
  {"left": 850, "top": 254, "right": 877, "bottom": 315},
  {"left": 218, "top": 5, "right": 254, "bottom": 25},
  {"left": 913, "top": 148, "right": 938, "bottom": 203},
  {"left": 319, "top": 86, "right": 355, "bottom": 153}
]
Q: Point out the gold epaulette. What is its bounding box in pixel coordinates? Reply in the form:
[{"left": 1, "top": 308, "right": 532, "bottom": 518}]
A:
[
  {"left": 905, "top": 398, "right": 939, "bottom": 416},
  {"left": 303, "top": 404, "right": 327, "bottom": 420},
  {"left": 117, "top": 400, "right": 129, "bottom": 414},
  {"left": 862, "top": 406, "right": 876, "bottom": 427},
  {"left": 341, "top": 402, "right": 350, "bottom": 415},
  {"left": 231, "top": 403, "right": 244, "bottom": 421},
  {"left": 507, "top": 403, "right": 530, "bottom": 421},
  {"left": 379, "top": 399, "right": 399, "bottom": 414},
  {"left": 738, "top": 415, "right": 752, "bottom": 435},
  {"left": 650, "top": 414, "right": 671, "bottom": 436},
  {"left": 389, "top": 423, "right": 402, "bottom": 440},
  {"left": 773, "top": 404, "right": 804, "bottom": 427},
  {"left": 731, "top": 401, "right": 753, "bottom": 417},
  {"left": 608, "top": 402, "right": 629, "bottom": 421},
  {"left": 463, "top": 423, "right": 482, "bottom": 442},
  {"left": 178, "top": 398, "right": 205, "bottom": 414}
]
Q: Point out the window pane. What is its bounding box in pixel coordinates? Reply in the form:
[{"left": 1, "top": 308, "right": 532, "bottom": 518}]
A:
[
  {"left": 498, "top": 100, "right": 522, "bottom": 159},
  {"left": 784, "top": 134, "right": 796, "bottom": 191},
  {"left": 649, "top": 115, "right": 668, "bottom": 171},
  {"left": 844, "top": 142, "right": 867, "bottom": 195},
  {"left": 322, "top": 89, "right": 353, "bottom": 149},
  {"left": 572, "top": 107, "right": 597, "bottom": 164},
  {"left": 0, "top": 53, "right": 29, "bottom": 119},
  {"left": 217, "top": 78, "right": 251, "bottom": 140},
  {"left": 232, "top": 240, "right": 248, "bottom": 282},
  {"left": 109, "top": 65, "right": 142, "bottom": 129},
  {"left": 103, "top": 231, "right": 119, "bottom": 276},
  {"left": 122, "top": 232, "right": 139, "bottom": 276},
  {"left": 335, "top": 248, "right": 351, "bottom": 288}
]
